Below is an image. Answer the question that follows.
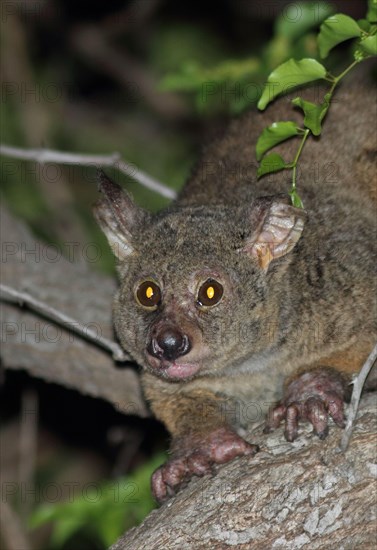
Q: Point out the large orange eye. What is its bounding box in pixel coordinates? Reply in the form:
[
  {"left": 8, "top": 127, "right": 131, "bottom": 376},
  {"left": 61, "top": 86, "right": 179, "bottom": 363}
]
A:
[
  {"left": 197, "top": 279, "right": 223, "bottom": 308},
  {"left": 136, "top": 280, "right": 161, "bottom": 309}
]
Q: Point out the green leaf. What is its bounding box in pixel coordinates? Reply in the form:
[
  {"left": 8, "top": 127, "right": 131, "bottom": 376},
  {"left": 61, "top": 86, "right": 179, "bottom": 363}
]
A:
[
  {"left": 256, "top": 122, "right": 299, "bottom": 161},
  {"left": 292, "top": 93, "right": 330, "bottom": 136},
  {"left": 51, "top": 519, "right": 83, "bottom": 548},
  {"left": 358, "top": 34, "right": 377, "bottom": 56},
  {"left": 357, "top": 19, "right": 372, "bottom": 32},
  {"left": 258, "top": 58, "right": 327, "bottom": 110},
  {"left": 257, "top": 153, "right": 287, "bottom": 178},
  {"left": 318, "top": 14, "right": 362, "bottom": 58},
  {"left": 160, "top": 58, "right": 260, "bottom": 92},
  {"left": 29, "top": 504, "right": 57, "bottom": 529},
  {"left": 29, "top": 453, "right": 165, "bottom": 548},
  {"left": 367, "top": 0, "right": 377, "bottom": 23},
  {"left": 275, "top": 2, "right": 333, "bottom": 41},
  {"left": 289, "top": 189, "right": 304, "bottom": 208}
]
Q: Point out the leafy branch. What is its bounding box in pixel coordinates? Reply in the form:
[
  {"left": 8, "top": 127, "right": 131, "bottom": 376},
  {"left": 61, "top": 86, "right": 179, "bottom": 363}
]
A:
[
  {"left": 160, "top": 3, "right": 334, "bottom": 115},
  {"left": 256, "top": 1, "right": 377, "bottom": 207}
]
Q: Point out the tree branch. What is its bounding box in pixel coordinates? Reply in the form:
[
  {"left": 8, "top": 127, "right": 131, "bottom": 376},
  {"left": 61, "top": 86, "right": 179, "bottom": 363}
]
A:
[
  {"left": 0, "top": 144, "right": 177, "bottom": 200},
  {"left": 0, "top": 501, "right": 31, "bottom": 550},
  {"left": 0, "top": 284, "right": 130, "bottom": 362},
  {"left": 70, "top": 23, "right": 188, "bottom": 119},
  {"left": 340, "top": 342, "right": 377, "bottom": 451},
  {"left": 1, "top": 205, "right": 148, "bottom": 417},
  {"left": 112, "top": 392, "right": 377, "bottom": 549}
]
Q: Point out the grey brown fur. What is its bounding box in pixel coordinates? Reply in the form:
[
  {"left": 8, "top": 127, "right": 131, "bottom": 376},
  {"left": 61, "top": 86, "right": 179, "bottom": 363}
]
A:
[{"left": 95, "top": 62, "right": 376, "bottom": 502}]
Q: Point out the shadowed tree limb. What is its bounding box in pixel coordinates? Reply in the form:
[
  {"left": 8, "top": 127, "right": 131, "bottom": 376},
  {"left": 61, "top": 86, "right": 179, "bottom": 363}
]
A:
[
  {"left": 0, "top": 205, "right": 148, "bottom": 417},
  {"left": 0, "top": 283, "right": 130, "bottom": 362}
]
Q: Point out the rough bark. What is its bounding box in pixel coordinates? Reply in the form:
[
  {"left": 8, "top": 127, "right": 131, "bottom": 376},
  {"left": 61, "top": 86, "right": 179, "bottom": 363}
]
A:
[
  {"left": 112, "top": 392, "right": 377, "bottom": 550},
  {"left": 0, "top": 205, "right": 148, "bottom": 417}
]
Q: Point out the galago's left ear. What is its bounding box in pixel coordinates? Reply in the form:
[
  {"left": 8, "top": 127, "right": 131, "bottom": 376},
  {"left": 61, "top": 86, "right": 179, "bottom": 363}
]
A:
[
  {"left": 243, "top": 196, "right": 306, "bottom": 270},
  {"left": 93, "top": 170, "right": 150, "bottom": 261}
]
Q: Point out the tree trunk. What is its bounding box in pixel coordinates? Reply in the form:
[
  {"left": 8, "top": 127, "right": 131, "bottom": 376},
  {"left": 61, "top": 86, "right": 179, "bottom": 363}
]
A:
[{"left": 111, "top": 392, "right": 377, "bottom": 550}]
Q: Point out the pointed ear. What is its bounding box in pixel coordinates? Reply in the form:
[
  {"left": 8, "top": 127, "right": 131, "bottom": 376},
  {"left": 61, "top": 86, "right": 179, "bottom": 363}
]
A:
[
  {"left": 93, "top": 170, "right": 148, "bottom": 261},
  {"left": 243, "top": 197, "right": 306, "bottom": 270}
]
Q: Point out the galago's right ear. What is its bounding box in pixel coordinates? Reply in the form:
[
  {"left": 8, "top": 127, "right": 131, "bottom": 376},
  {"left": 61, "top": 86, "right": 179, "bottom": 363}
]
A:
[{"left": 93, "top": 170, "right": 149, "bottom": 261}]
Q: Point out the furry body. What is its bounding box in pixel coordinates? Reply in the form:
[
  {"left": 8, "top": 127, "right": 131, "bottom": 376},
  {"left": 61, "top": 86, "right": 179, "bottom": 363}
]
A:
[{"left": 95, "top": 64, "right": 376, "bottom": 501}]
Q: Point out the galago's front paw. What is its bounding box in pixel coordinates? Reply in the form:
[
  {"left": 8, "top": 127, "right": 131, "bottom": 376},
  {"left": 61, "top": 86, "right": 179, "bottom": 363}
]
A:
[
  {"left": 151, "top": 427, "right": 259, "bottom": 503},
  {"left": 264, "top": 368, "right": 349, "bottom": 442}
]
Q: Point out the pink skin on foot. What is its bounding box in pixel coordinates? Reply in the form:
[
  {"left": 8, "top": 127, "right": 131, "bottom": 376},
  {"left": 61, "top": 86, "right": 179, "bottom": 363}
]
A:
[
  {"left": 264, "top": 368, "right": 348, "bottom": 441},
  {"left": 151, "top": 427, "right": 259, "bottom": 503}
]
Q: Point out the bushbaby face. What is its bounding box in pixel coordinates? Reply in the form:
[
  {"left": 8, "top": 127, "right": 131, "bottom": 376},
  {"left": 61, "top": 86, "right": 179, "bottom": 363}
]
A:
[
  {"left": 113, "top": 207, "right": 252, "bottom": 381},
  {"left": 94, "top": 171, "right": 305, "bottom": 381}
]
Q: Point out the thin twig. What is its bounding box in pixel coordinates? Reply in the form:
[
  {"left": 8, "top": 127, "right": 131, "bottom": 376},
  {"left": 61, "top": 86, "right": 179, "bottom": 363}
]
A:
[
  {"left": 70, "top": 24, "right": 188, "bottom": 119},
  {"left": 19, "top": 389, "right": 38, "bottom": 525},
  {"left": 339, "top": 342, "right": 377, "bottom": 451},
  {"left": 0, "top": 284, "right": 131, "bottom": 362},
  {"left": 0, "top": 144, "right": 177, "bottom": 200}
]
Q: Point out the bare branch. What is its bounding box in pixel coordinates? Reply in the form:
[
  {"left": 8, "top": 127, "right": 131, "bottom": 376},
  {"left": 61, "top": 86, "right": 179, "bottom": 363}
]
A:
[
  {"left": 0, "top": 283, "right": 131, "bottom": 362},
  {"left": 18, "top": 389, "right": 38, "bottom": 524},
  {"left": 339, "top": 342, "right": 377, "bottom": 451},
  {"left": 70, "top": 24, "right": 188, "bottom": 119},
  {"left": 0, "top": 144, "right": 177, "bottom": 200}
]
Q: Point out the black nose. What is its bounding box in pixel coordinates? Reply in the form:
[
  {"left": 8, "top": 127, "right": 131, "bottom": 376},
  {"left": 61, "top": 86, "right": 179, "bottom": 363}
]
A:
[{"left": 148, "top": 328, "right": 191, "bottom": 361}]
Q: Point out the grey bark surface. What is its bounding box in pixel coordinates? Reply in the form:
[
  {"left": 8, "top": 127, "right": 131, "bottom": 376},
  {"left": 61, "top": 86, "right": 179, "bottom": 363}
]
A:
[
  {"left": 112, "top": 392, "right": 377, "bottom": 550},
  {"left": 0, "top": 206, "right": 148, "bottom": 417}
]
